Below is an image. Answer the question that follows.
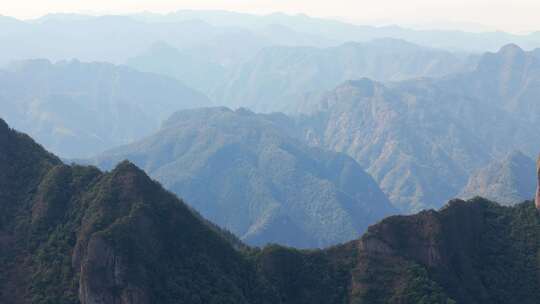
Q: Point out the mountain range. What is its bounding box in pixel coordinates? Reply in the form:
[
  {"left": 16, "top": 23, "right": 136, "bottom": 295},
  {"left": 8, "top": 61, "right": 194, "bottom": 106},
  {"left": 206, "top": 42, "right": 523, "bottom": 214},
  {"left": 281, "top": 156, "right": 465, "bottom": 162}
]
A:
[
  {"left": 0, "top": 15, "right": 267, "bottom": 66},
  {"left": 2, "top": 9, "right": 540, "bottom": 304},
  {"left": 1, "top": 118, "right": 538, "bottom": 304},
  {"left": 0, "top": 59, "right": 210, "bottom": 158},
  {"left": 3, "top": 11, "right": 540, "bottom": 72},
  {"left": 295, "top": 44, "right": 540, "bottom": 212},
  {"left": 90, "top": 107, "right": 396, "bottom": 248},
  {"left": 132, "top": 10, "right": 540, "bottom": 52},
  {"left": 459, "top": 151, "right": 537, "bottom": 205},
  {"left": 3, "top": 43, "right": 539, "bottom": 215},
  {"left": 211, "top": 39, "right": 477, "bottom": 113},
  {"left": 127, "top": 38, "right": 476, "bottom": 113}
]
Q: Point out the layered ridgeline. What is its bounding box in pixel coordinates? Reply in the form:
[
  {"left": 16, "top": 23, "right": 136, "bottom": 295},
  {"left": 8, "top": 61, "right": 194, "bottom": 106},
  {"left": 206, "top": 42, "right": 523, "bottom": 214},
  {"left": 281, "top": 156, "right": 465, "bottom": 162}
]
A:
[
  {"left": 128, "top": 39, "right": 476, "bottom": 113},
  {"left": 298, "top": 44, "right": 540, "bottom": 212},
  {"left": 212, "top": 39, "right": 476, "bottom": 113},
  {"left": 460, "top": 151, "right": 537, "bottom": 205},
  {"left": 90, "top": 107, "right": 396, "bottom": 248},
  {"left": 0, "top": 59, "right": 210, "bottom": 158},
  {"left": 0, "top": 15, "right": 320, "bottom": 66},
  {"left": 1, "top": 118, "right": 538, "bottom": 304},
  {"left": 5, "top": 10, "right": 540, "bottom": 67},
  {"left": 0, "top": 117, "right": 266, "bottom": 304},
  {"left": 134, "top": 10, "right": 540, "bottom": 52}
]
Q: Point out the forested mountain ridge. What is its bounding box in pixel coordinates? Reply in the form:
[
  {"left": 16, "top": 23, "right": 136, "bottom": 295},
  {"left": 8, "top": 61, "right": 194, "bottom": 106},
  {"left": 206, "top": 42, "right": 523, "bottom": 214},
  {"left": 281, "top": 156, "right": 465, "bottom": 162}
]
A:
[
  {"left": 298, "top": 44, "right": 540, "bottom": 212},
  {"left": 89, "top": 107, "right": 396, "bottom": 248},
  {"left": 1, "top": 117, "right": 538, "bottom": 304},
  {"left": 0, "top": 59, "right": 211, "bottom": 158},
  {"left": 0, "top": 117, "right": 267, "bottom": 304}
]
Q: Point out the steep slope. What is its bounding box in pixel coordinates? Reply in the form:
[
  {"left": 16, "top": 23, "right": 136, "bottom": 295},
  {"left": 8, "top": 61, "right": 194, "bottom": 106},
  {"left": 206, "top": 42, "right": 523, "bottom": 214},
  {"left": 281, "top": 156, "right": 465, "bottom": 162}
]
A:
[
  {"left": 90, "top": 107, "right": 395, "bottom": 248},
  {"left": 299, "top": 44, "right": 540, "bottom": 212},
  {"left": 1, "top": 118, "right": 538, "bottom": 304},
  {"left": 299, "top": 78, "right": 487, "bottom": 211},
  {"left": 0, "top": 59, "right": 210, "bottom": 158},
  {"left": 460, "top": 151, "right": 536, "bottom": 205},
  {"left": 352, "top": 198, "right": 539, "bottom": 304},
  {"left": 214, "top": 39, "right": 476, "bottom": 113},
  {"left": 0, "top": 118, "right": 271, "bottom": 304}
]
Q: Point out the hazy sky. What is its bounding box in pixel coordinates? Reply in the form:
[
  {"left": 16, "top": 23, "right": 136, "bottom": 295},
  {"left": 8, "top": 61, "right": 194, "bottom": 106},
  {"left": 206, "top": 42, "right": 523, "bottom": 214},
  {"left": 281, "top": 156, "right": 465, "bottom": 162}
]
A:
[{"left": 2, "top": 0, "right": 540, "bottom": 33}]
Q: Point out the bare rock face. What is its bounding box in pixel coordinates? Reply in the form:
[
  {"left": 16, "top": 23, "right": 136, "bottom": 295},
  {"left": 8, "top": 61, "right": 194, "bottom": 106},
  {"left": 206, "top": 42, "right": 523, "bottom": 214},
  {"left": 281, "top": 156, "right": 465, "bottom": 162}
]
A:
[
  {"left": 79, "top": 236, "right": 149, "bottom": 304},
  {"left": 536, "top": 155, "right": 540, "bottom": 210}
]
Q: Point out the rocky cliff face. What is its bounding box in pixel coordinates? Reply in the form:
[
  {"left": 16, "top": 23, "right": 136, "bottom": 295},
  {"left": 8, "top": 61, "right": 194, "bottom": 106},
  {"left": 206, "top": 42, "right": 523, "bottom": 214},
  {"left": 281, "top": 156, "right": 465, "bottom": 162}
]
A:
[{"left": 79, "top": 236, "right": 149, "bottom": 304}]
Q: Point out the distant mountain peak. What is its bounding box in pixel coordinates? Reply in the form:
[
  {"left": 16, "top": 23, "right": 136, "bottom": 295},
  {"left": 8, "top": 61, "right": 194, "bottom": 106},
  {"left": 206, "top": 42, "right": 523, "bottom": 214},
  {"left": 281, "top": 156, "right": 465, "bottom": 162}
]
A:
[
  {"left": 475, "top": 42, "right": 532, "bottom": 81},
  {"left": 498, "top": 43, "right": 525, "bottom": 55}
]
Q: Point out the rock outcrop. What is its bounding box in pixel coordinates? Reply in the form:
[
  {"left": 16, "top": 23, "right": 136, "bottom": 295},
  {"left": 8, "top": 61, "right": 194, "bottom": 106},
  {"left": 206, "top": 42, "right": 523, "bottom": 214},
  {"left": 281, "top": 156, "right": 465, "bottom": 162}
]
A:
[{"left": 79, "top": 236, "right": 149, "bottom": 304}]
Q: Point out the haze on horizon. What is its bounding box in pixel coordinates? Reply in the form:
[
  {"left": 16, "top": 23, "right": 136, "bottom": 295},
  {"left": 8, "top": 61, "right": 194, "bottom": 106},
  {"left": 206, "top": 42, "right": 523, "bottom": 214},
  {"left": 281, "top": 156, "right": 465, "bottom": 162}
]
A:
[{"left": 2, "top": 0, "right": 540, "bottom": 34}]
